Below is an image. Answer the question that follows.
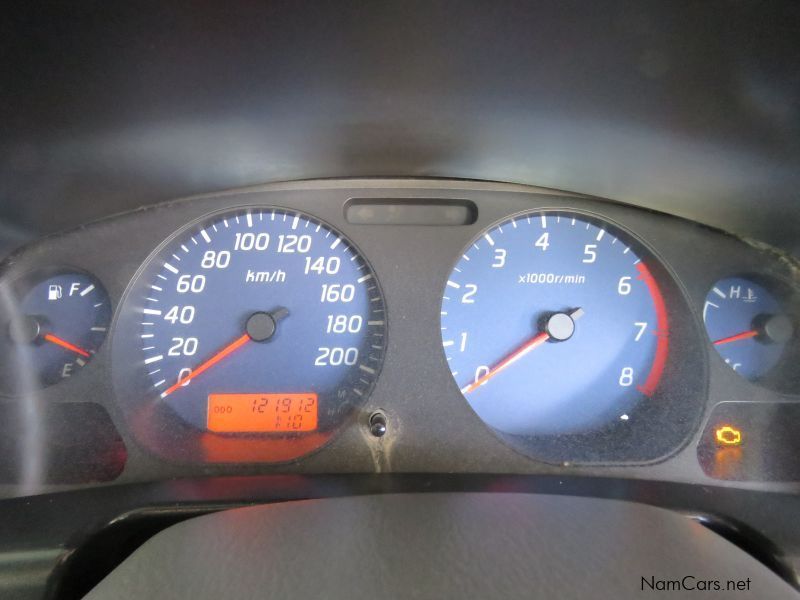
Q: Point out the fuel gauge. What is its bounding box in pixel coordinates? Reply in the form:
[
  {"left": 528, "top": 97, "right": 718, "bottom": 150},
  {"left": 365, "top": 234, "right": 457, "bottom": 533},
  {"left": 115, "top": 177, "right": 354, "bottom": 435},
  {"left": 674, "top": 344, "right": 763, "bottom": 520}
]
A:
[
  {"left": 703, "top": 277, "right": 794, "bottom": 382},
  {"left": 0, "top": 270, "right": 111, "bottom": 394}
]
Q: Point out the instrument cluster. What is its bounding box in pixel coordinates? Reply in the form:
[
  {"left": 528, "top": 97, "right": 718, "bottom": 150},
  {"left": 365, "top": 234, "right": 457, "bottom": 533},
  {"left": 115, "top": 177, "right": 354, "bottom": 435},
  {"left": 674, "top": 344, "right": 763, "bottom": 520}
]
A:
[{"left": 0, "top": 180, "right": 797, "bottom": 494}]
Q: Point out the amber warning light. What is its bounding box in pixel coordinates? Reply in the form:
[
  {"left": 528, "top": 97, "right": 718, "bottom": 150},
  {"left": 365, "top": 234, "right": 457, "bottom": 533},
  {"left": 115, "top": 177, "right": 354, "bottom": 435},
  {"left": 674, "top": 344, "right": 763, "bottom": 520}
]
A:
[
  {"left": 207, "top": 393, "right": 318, "bottom": 433},
  {"left": 715, "top": 425, "right": 742, "bottom": 447}
]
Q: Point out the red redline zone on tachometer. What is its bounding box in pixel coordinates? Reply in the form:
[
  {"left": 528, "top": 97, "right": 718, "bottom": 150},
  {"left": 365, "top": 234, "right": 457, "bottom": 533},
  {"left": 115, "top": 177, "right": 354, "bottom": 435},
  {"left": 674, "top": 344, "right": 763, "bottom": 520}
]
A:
[{"left": 635, "top": 262, "right": 669, "bottom": 397}]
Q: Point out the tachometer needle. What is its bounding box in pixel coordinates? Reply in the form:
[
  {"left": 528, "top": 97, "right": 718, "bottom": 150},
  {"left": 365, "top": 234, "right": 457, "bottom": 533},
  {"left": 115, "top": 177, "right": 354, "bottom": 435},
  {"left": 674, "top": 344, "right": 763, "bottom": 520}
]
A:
[
  {"left": 713, "top": 330, "right": 759, "bottom": 346},
  {"left": 461, "top": 308, "right": 584, "bottom": 394},
  {"left": 160, "top": 333, "right": 251, "bottom": 399},
  {"left": 461, "top": 331, "right": 550, "bottom": 394},
  {"left": 43, "top": 333, "right": 91, "bottom": 358}
]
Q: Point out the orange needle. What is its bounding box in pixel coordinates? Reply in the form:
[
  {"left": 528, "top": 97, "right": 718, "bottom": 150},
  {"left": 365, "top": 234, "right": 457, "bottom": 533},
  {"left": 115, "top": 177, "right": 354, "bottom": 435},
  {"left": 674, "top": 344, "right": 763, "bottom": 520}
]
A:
[
  {"left": 461, "top": 308, "right": 584, "bottom": 394},
  {"left": 461, "top": 331, "right": 551, "bottom": 394},
  {"left": 43, "top": 333, "right": 91, "bottom": 358},
  {"left": 160, "top": 333, "right": 251, "bottom": 398},
  {"left": 713, "top": 330, "right": 759, "bottom": 346}
]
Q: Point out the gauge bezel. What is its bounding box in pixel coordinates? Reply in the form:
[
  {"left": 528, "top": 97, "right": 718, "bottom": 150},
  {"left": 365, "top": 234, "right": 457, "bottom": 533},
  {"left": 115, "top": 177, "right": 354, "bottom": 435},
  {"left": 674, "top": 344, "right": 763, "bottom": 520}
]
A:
[
  {"left": 703, "top": 272, "right": 800, "bottom": 394},
  {"left": 440, "top": 208, "right": 709, "bottom": 465},
  {"left": 0, "top": 266, "right": 112, "bottom": 396},
  {"left": 110, "top": 205, "right": 388, "bottom": 465}
]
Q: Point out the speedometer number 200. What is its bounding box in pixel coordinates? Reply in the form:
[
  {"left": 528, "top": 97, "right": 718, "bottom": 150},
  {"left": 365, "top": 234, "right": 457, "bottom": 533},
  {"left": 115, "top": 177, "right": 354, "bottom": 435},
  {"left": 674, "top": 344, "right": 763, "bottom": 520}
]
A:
[{"left": 137, "top": 208, "right": 386, "bottom": 435}]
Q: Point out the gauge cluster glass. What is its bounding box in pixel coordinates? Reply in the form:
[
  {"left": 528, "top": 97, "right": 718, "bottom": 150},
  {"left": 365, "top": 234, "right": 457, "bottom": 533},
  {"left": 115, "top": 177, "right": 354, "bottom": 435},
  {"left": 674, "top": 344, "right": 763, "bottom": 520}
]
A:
[
  {"left": 441, "top": 210, "right": 706, "bottom": 463},
  {"left": 703, "top": 276, "right": 796, "bottom": 387},
  {"left": 0, "top": 269, "right": 111, "bottom": 395},
  {"left": 112, "top": 208, "right": 386, "bottom": 463},
  {"left": 2, "top": 181, "right": 799, "bottom": 491}
]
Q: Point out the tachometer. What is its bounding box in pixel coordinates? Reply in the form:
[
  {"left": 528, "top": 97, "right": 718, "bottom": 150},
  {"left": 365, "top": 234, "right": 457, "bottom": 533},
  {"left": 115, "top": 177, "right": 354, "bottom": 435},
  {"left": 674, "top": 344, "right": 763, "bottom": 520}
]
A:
[
  {"left": 441, "top": 210, "right": 705, "bottom": 463},
  {"left": 112, "top": 208, "right": 386, "bottom": 463}
]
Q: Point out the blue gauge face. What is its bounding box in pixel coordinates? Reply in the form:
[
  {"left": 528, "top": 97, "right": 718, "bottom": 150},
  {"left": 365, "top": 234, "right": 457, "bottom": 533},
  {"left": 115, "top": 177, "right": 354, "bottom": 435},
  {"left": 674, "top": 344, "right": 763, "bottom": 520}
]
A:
[
  {"left": 0, "top": 271, "right": 111, "bottom": 393},
  {"left": 441, "top": 211, "right": 669, "bottom": 437},
  {"left": 127, "top": 208, "right": 386, "bottom": 439},
  {"left": 703, "top": 277, "right": 793, "bottom": 381}
]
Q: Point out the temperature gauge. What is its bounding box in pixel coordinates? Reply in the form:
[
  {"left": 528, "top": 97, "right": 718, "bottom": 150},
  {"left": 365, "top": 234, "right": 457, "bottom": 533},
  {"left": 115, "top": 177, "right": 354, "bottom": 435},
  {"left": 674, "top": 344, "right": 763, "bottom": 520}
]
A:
[
  {"left": 0, "top": 270, "right": 111, "bottom": 394},
  {"left": 703, "top": 277, "right": 794, "bottom": 381}
]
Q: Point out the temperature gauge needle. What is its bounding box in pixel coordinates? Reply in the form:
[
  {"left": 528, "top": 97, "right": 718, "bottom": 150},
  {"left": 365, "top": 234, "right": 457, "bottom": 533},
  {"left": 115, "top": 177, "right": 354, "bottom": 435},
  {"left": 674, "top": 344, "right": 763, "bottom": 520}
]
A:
[
  {"left": 712, "top": 330, "right": 759, "bottom": 346},
  {"left": 711, "top": 315, "right": 793, "bottom": 348},
  {"left": 43, "top": 333, "right": 91, "bottom": 358},
  {"left": 462, "top": 308, "right": 584, "bottom": 394}
]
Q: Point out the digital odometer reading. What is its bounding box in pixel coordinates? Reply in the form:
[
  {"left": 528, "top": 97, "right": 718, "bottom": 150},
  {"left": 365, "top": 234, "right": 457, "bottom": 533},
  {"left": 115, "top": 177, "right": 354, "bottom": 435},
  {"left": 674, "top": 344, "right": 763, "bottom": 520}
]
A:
[
  {"left": 207, "top": 393, "right": 318, "bottom": 433},
  {"left": 133, "top": 208, "right": 386, "bottom": 438}
]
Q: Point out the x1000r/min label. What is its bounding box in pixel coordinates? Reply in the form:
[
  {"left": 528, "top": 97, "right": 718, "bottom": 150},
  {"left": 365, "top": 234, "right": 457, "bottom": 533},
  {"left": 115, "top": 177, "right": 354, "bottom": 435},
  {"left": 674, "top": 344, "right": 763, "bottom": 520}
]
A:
[{"left": 517, "top": 273, "right": 587, "bottom": 284}]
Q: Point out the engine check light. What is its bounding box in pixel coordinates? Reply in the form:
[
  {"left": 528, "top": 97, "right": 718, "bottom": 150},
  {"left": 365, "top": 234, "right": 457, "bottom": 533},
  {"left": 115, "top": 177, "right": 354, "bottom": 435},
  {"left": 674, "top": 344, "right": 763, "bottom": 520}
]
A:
[{"left": 715, "top": 425, "right": 743, "bottom": 446}]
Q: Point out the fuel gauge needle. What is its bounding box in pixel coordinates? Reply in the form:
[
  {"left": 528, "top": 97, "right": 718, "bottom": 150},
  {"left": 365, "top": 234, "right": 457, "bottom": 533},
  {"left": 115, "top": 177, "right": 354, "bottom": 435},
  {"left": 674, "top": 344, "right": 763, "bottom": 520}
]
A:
[
  {"left": 43, "top": 333, "right": 91, "bottom": 358},
  {"left": 462, "top": 308, "right": 584, "bottom": 394}
]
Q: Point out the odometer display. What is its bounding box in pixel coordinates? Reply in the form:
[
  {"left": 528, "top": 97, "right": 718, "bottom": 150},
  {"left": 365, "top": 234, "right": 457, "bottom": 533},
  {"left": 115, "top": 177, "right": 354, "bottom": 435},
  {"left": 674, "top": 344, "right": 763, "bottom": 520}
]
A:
[
  {"left": 113, "top": 207, "right": 386, "bottom": 463},
  {"left": 207, "top": 393, "right": 318, "bottom": 433}
]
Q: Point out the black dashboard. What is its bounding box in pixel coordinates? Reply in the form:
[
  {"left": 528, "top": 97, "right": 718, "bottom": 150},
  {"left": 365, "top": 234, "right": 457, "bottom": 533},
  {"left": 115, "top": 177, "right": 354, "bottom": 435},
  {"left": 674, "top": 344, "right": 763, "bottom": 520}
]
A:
[
  {"left": 1, "top": 178, "right": 798, "bottom": 495},
  {"left": 2, "top": 181, "right": 800, "bottom": 598},
  {"left": 3, "top": 3, "right": 800, "bottom": 596}
]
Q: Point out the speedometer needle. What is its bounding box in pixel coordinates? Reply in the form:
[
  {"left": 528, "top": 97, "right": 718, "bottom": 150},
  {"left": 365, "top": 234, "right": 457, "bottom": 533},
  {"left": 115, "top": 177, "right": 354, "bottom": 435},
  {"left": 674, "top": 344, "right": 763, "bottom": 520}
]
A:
[
  {"left": 161, "top": 333, "right": 251, "bottom": 399},
  {"left": 160, "top": 308, "right": 289, "bottom": 399},
  {"left": 462, "top": 308, "right": 584, "bottom": 394}
]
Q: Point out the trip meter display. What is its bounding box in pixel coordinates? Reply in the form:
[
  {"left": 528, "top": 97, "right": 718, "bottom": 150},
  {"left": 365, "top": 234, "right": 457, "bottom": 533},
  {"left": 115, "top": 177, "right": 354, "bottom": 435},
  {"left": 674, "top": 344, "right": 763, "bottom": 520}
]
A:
[
  {"left": 441, "top": 210, "right": 706, "bottom": 463},
  {"left": 112, "top": 207, "right": 386, "bottom": 463},
  {"left": 207, "top": 393, "right": 319, "bottom": 433}
]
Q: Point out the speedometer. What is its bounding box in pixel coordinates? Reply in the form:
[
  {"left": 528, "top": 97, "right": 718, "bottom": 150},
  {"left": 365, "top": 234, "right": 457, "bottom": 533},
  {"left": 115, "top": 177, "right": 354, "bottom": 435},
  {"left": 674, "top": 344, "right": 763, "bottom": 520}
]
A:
[{"left": 112, "top": 207, "right": 386, "bottom": 463}]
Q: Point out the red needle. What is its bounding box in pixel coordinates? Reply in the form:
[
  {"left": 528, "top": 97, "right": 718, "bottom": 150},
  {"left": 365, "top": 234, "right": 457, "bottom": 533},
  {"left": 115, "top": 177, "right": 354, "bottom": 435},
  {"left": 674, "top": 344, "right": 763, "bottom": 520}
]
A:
[
  {"left": 713, "top": 330, "right": 759, "bottom": 346},
  {"left": 160, "top": 333, "right": 251, "bottom": 399},
  {"left": 43, "top": 333, "right": 91, "bottom": 358},
  {"left": 461, "top": 308, "right": 584, "bottom": 394},
  {"left": 461, "top": 331, "right": 551, "bottom": 394}
]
